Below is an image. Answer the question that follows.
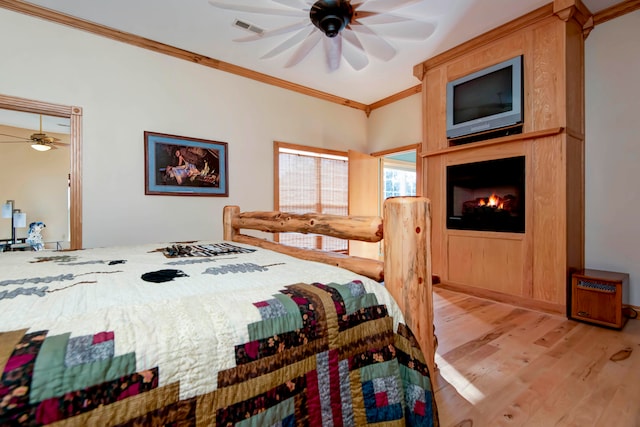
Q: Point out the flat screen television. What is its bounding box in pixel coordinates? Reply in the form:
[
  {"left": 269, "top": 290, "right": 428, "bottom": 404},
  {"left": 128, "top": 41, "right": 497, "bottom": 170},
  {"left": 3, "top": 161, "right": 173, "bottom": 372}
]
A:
[{"left": 446, "top": 55, "right": 523, "bottom": 140}]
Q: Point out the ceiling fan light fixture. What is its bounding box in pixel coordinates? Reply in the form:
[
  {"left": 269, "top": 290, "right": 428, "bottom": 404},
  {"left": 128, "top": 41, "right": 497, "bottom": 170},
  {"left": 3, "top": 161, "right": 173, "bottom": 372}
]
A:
[
  {"left": 31, "top": 142, "right": 51, "bottom": 152},
  {"left": 310, "top": 0, "right": 353, "bottom": 38}
]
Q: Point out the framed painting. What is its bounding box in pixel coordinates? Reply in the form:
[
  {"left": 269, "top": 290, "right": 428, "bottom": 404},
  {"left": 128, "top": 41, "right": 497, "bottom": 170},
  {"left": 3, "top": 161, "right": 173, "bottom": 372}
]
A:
[{"left": 144, "top": 131, "right": 228, "bottom": 196}]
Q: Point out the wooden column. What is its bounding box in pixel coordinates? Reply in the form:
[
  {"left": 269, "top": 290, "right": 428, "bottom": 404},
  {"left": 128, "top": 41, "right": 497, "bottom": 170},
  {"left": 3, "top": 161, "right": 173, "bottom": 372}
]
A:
[{"left": 383, "top": 196, "right": 435, "bottom": 374}]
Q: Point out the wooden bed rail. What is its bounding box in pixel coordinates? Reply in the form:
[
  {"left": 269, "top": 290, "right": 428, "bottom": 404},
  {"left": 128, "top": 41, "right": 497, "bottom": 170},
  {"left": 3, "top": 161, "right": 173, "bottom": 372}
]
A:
[
  {"left": 223, "top": 209, "right": 384, "bottom": 242},
  {"left": 222, "top": 206, "right": 385, "bottom": 281},
  {"left": 223, "top": 197, "right": 435, "bottom": 373}
]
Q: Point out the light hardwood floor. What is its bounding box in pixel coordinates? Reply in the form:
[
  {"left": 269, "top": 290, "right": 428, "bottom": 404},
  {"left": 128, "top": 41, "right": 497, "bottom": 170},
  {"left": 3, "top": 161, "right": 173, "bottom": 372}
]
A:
[{"left": 431, "top": 287, "right": 640, "bottom": 427}]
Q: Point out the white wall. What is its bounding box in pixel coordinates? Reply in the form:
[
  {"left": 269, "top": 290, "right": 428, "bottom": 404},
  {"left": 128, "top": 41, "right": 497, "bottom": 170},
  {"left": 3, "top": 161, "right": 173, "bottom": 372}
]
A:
[
  {"left": 585, "top": 10, "right": 640, "bottom": 306},
  {"left": 0, "top": 9, "right": 368, "bottom": 248},
  {"left": 367, "top": 94, "right": 422, "bottom": 153}
]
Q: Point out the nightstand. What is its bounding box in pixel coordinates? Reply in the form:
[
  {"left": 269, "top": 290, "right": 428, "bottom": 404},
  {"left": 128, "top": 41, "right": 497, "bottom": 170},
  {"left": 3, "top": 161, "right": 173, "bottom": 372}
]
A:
[{"left": 569, "top": 269, "right": 630, "bottom": 329}]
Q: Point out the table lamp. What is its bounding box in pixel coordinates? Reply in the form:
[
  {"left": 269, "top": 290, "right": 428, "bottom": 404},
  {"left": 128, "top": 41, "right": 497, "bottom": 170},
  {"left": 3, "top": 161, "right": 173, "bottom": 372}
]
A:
[{"left": 2, "top": 200, "right": 27, "bottom": 244}]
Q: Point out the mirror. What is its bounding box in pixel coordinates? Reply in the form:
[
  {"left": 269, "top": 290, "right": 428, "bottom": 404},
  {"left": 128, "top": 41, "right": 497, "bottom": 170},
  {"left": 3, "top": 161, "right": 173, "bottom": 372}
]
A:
[{"left": 0, "top": 94, "right": 82, "bottom": 250}]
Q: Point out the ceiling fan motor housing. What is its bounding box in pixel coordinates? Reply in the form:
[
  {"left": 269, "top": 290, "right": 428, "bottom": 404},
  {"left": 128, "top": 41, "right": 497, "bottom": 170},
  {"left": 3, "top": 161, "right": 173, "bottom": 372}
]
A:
[{"left": 310, "top": 0, "right": 353, "bottom": 38}]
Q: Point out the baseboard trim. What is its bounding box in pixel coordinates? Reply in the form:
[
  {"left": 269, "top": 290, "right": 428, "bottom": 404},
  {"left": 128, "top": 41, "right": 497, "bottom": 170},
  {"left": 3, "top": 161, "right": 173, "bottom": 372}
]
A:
[{"left": 436, "top": 281, "right": 565, "bottom": 315}]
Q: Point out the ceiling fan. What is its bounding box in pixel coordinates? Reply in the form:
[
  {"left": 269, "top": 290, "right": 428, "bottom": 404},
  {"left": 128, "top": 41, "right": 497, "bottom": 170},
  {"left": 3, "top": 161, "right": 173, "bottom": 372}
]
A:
[
  {"left": 0, "top": 115, "right": 69, "bottom": 151},
  {"left": 208, "top": 0, "right": 434, "bottom": 71}
]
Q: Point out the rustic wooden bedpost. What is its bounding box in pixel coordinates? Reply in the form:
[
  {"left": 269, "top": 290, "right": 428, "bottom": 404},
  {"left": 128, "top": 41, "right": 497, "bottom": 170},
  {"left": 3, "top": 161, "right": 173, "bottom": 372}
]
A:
[
  {"left": 383, "top": 196, "right": 435, "bottom": 374},
  {"left": 223, "top": 205, "right": 240, "bottom": 241}
]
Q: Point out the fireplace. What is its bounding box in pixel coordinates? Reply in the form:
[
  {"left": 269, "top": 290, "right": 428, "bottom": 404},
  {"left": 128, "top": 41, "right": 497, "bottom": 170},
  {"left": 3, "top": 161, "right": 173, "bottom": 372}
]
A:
[{"left": 447, "top": 156, "right": 525, "bottom": 233}]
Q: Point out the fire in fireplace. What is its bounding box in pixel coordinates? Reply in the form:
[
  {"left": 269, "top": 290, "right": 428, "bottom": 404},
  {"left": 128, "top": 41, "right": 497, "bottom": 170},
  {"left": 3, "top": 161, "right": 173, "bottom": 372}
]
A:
[{"left": 447, "top": 156, "right": 525, "bottom": 233}]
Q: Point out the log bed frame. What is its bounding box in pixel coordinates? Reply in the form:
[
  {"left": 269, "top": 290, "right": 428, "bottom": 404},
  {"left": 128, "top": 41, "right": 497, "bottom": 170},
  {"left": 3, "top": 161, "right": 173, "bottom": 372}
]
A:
[{"left": 223, "top": 196, "right": 436, "bottom": 374}]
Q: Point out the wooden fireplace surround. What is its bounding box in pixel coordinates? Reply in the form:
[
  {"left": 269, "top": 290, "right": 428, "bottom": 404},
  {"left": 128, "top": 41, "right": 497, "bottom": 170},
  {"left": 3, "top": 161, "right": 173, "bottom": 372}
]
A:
[{"left": 415, "top": 0, "right": 592, "bottom": 313}]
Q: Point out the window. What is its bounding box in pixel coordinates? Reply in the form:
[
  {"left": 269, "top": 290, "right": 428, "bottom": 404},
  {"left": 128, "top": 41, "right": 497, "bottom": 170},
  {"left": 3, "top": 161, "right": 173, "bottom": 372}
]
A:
[
  {"left": 275, "top": 142, "right": 348, "bottom": 252},
  {"left": 383, "top": 158, "right": 417, "bottom": 199}
]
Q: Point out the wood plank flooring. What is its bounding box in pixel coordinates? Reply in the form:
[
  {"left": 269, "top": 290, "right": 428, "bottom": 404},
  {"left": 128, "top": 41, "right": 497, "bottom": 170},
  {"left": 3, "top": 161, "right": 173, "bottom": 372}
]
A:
[{"left": 431, "top": 287, "right": 640, "bottom": 427}]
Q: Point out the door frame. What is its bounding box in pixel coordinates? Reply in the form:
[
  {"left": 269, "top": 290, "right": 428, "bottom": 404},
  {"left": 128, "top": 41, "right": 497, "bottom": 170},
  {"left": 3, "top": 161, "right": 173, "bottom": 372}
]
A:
[{"left": 0, "top": 94, "right": 83, "bottom": 249}]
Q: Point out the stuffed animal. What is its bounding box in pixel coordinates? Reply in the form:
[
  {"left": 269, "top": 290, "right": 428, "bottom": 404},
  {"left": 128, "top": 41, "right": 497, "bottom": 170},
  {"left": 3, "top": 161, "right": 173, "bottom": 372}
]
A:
[{"left": 26, "top": 221, "right": 46, "bottom": 251}]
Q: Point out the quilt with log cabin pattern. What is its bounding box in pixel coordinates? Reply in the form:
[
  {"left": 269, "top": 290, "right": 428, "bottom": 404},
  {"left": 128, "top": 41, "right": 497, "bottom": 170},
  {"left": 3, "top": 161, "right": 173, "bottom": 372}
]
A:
[{"left": 0, "top": 242, "right": 438, "bottom": 426}]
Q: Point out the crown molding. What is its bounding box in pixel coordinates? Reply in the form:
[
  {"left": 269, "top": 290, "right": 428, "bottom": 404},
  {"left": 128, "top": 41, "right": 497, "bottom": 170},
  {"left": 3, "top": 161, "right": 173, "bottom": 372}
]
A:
[{"left": 592, "top": 0, "right": 640, "bottom": 26}]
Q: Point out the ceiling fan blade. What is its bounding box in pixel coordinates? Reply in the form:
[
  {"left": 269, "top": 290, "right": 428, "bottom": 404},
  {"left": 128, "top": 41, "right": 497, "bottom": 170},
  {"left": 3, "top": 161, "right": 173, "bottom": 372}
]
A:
[
  {"left": 38, "top": 134, "right": 61, "bottom": 142},
  {"left": 324, "top": 36, "right": 342, "bottom": 71},
  {"left": 356, "top": 14, "right": 435, "bottom": 40},
  {"left": 355, "top": 0, "right": 422, "bottom": 13},
  {"left": 356, "top": 13, "right": 411, "bottom": 24},
  {"left": 208, "top": 1, "right": 306, "bottom": 17},
  {"left": 260, "top": 26, "right": 315, "bottom": 59},
  {"left": 0, "top": 140, "right": 29, "bottom": 144},
  {"left": 341, "top": 32, "right": 369, "bottom": 70},
  {"left": 271, "top": 0, "right": 311, "bottom": 10},
  {"left": 285, "top": 30, "right": 322, "bottom": 68},
  {"left": 342, "top": 28, "right": 365, "bottom": 52},
  {"left": 234, "top": 20, "right": 310, "bottom": 42},
  {"left": 348, "top": 23, "right": 396, "bottom": 61},
  {"left": 0, "top": 132, "right": 28, "bottom": 140}
]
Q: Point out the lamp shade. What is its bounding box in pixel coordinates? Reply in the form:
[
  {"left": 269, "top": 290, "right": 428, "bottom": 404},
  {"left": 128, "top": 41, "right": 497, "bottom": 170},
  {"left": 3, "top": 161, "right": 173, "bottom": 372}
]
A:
[
  {"left": 13, "top": 211, "right": 27, "bottom": 228},
  {"left": 31, "top": 143, "right": 52, "bottom": 152},
  {"left": 1, "top": 201, "right": 12, "bottom": 219}
]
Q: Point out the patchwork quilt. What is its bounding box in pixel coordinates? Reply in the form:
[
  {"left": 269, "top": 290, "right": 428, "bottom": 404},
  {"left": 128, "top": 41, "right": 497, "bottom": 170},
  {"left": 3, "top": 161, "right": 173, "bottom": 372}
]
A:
[{"left": 0, "top": 242, "right": 438, "bottom": 426}]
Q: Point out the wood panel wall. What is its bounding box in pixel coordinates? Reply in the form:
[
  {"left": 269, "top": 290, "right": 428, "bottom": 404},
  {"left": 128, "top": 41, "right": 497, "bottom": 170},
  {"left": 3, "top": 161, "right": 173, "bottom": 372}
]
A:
[{"left": 416, "top": 0, "right": 590, "bottom": 313}]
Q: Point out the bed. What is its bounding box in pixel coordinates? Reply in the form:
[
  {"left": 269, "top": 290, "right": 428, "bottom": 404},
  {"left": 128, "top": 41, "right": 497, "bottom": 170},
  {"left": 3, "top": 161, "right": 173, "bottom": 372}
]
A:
[{"left": 0, "top": 196, "right": 438, "bottom": 426}]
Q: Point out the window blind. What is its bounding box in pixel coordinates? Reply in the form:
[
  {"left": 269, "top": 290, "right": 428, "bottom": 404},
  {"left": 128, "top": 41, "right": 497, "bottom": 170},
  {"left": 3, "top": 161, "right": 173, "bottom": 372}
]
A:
[{"left": 278, "top": 149, "right": 348, "bottom": 251}]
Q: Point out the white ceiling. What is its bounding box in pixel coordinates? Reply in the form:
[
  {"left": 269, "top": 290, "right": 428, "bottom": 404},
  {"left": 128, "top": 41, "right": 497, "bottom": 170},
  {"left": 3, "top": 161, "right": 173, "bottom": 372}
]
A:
[{"left": 5, "top": 0, "right": 622, "bottom": 105}]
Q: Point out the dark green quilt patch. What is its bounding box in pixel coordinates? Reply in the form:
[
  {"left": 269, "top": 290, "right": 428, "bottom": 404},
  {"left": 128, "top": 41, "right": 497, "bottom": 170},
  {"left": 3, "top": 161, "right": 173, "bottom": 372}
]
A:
[
  {"left": 30, "top": 333, "right": 136, "bottom": 403},
  {"left": 247, "top": 293, "right": 304, "bottom": 341},
  {"left": 326, "top": 282, "right": 379, "bottom": 315}
]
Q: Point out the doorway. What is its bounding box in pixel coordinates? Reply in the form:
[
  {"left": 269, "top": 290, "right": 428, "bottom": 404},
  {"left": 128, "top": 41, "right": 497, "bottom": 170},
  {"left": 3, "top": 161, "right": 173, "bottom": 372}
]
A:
[
  {"left": 349, "top": 144, "right": 419, "bottom": 260},
  {"left": 371, "top": 144, "right": 420, "bottom": 214},
  {"left": 0, "top": 110, "right": 71, "bottom": 248},
  {"left": 0, "top": 94, "right": 83, "bottom": 249},
  {"left": 382, "top": 151, "right": 417, "bottom": 199}
]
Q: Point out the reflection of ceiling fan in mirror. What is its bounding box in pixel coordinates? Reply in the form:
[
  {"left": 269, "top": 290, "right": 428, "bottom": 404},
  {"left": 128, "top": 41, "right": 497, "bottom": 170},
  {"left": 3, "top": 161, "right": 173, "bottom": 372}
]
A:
[
  {"left": 208, "top": 0, "right": 434, "bottom": 71},
  {"left": 0, "top": 114, "right": 69, "bottom": 151}
]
